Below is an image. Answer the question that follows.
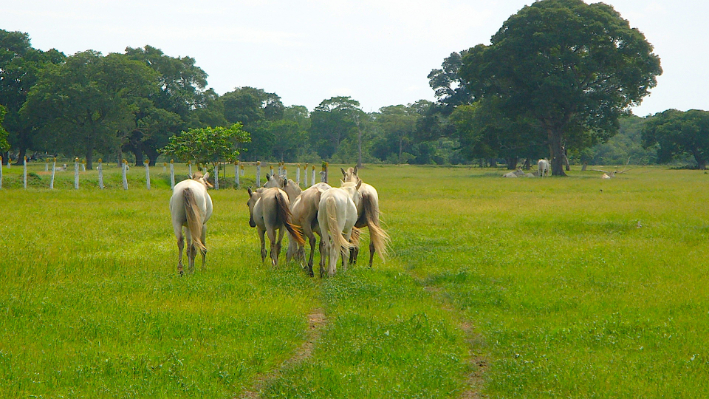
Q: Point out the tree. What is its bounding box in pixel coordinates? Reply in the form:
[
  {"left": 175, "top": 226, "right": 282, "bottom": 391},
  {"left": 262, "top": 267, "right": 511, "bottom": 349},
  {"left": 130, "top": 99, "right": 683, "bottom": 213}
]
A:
[
  {"left": 0, "top": 29, "right": 65, "bottom": 164},
  {"left": 427, "top": 51, "right": 474, "bottom": 116},
  {"left": 309, "top": 96, "right": 362, "bottom": 160},
  {"left": 161, "top": 123, "right": 251, "bottom": 170},
  {"left": 21, "top": 51, "right": 158, "bottom": 169},
  {"left": 642, "top": 109, "right": 709, "bottom": 169},
  {"left": 123, "top": 45, "right": 211, "bottom": 165},
  {"left": 460, "top": 0, "right": 662, "bottom": 175},
  {"left": 0, "top": 105, "right": 9, "bottom": 151},
  {"left": 375, "top": 105, "right": 420, "bottom": 164}
]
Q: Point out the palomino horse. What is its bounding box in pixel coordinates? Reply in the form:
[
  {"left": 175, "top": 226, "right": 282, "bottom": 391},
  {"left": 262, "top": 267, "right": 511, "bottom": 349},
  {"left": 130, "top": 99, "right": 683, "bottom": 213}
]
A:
[
  {"left": 341, "top": 167, "right": 390, "bottom": 267},
  {"left": 247, "top": 187, "right": 305, "bottom": 266},
  {"left": 169, "top": 172, "right": 213, "bottom": 275},
  {"left": 286, "top": 182, "right": 331, "bottom": 276},
  {"left": 264, "top": 173, "right": 302, "bottom": 201},
  {"left": 317, "top": 181, "right": 361, "bottom": 277}
]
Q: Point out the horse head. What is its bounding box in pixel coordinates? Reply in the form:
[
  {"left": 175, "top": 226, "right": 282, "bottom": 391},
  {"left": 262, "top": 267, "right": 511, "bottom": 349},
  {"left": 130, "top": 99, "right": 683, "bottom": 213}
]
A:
[
  {"left": 246, "top": 187, "right": 259, "bottom": 227},
  {"left": 191, "top": 171, "right": 213, "bottom": 188}
]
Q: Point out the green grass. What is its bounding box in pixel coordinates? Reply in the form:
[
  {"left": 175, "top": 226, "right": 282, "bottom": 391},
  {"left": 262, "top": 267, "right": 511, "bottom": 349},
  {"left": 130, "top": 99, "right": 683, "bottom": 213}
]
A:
[{"left": 1, "top": 163, "right": 708, "bottom": 397}]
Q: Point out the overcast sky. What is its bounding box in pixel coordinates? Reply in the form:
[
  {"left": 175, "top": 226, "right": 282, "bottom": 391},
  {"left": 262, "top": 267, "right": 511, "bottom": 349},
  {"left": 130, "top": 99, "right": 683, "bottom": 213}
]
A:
[{"left": 2, "top": 0, "right": 707, "bottom": 116}]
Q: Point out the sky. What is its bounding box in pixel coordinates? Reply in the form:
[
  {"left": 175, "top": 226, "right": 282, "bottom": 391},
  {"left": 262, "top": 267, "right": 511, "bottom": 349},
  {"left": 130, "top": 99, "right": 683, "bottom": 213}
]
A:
[{"left": 2, "top": 0, "right": 707, "bottom": 116}]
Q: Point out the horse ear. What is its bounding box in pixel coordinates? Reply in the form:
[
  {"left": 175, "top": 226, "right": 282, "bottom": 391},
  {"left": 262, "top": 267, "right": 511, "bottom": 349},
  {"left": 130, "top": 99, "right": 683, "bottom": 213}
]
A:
[
  {"left": 248, "top": 187, "right": 253, "bottom": 196},
  {"left": 356, "top": 179, "right": 362, "bottom": 190},
  {"left": 353, "top": 166, "right": 358, "bottom": 175},
  {"left": 203, "top": 172, "right": 210, "bottom": 180},
  {"left": 341, "top": 168, "right": 346, "bottom": 176}
]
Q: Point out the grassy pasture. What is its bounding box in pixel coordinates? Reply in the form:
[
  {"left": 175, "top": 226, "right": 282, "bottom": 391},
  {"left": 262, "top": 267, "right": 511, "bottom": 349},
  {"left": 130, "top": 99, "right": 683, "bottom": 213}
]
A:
[{"left": 0, "top": 163, "right": 708, "bottom": 397}]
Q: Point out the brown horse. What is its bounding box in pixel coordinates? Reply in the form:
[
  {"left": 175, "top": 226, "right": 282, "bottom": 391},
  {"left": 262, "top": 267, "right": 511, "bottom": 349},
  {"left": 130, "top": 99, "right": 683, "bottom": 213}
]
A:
[
  {"left": 341, "top": 167, "right": 390, "bottom": 267},
  {"left": 247, "top": 187, "right": 305, "bottom": 266}
]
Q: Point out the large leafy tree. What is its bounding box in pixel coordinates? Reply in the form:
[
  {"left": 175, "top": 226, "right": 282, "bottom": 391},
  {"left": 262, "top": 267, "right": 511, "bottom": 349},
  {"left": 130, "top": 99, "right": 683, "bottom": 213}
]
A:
[
  {"left": 460, "top": 0, "right": 662, "bottom": 175},
  {"left": 21, "top": 51, "right": 158, "bottom": 169},
  {"left": 427, "top": 51, "right": 473, "bottom": 116},
  {"left": 0, "top": 29, "right": 64, "bottom": 164},
  {"left": 642, "top": 109, "right": 709, "bottom": 170},
  {"left": 309, "top": 96, "right": 362, "bottom": 160},
  {"left": 374, "top": 105, "right": 420, "bottom": 164},
  {"left": 124, "top": 45, "right": 211, "bottom": 165}
]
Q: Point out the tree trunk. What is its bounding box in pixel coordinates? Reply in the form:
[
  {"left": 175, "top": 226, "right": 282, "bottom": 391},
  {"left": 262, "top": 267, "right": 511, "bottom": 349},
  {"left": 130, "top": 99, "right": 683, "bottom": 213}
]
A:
[
  {"left": 85, "top": 148, "right": 93, "bottom": 170},
  {"left": 489, "top": 158, "right": 497, "bottom": 168},
  {"left": 16, "top": 147, "right": 27, "bottom": 165},
  {"left": 1, "top": 151, "right": 7, "bottom": 165},
  {"left": 524, "top": 158, "right": 531, "bottom": 170},
  {"left": 547, "top": 127, "right": 566, "bottom": 176},
  {"left": 698, "top": 159, "right": 707, "bottom": 170},
  {"left": 506, "top": 157, "right": 518, "bottom": 170},
  {"left": 581, "top": 162, "right": 588, "bottom": 171}
]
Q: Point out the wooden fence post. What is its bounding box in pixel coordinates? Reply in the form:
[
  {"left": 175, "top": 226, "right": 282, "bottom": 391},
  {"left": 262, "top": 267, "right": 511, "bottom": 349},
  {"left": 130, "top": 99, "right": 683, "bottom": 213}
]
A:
[
  {"left": 188, "top": 161, "right": 192, "bottom": 177},
  {"left": 145, "top": 159, "right": 151, "bottom": 190},
  {"left": 74, "top": 158, "right": 80, "bottom": 189},
  {"left": 170, "top": 160, "right": 175, "bottom": 189},
  {"left": 98, "top": 159, "right": 104, "bottom": 189},
  {"left": 270, "top": 164, "right": 274, "bottom": 180},
  {"left": 321, "top": 162, "right": 328, "bottom": 183},
  {"left": 45, "top": 159, "right": 49, "bottom": 172},
  {"left": 122, "top": 159, "right": 128, "bottom": 190},
  {"left": 283, "top": 165, "right": 287, "bottom": 180},
  {"left": 234, "top": 161, "right": 240, "bottom": 188},
  {"left": 50, "top": 158, "right": 56, "bottom": 190},
  {"left": 311, "top": 165, "right": 316, "bottom": 187},
  {"left": 304, "top": 163, "right": 309, "bottom": 187},
  {"left": 256, "top": 161, "right": 262, "bottom": 187},
  {"left": 23, "top": 156, "right": 27, "bottom": 189},
  {"left": 214, "top": 162, "right": 220, "bottom": 190},
  {"left": 163, "top": 162, "right": 167, "bottom": 172}
]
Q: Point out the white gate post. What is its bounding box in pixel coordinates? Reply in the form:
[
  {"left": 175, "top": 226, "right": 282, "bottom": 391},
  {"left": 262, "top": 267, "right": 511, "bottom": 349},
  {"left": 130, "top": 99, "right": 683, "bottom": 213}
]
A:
[
  {"left": 214, "top": 162, "right": 219, "bottom": 190},
  {"left": 23, "top": 156, "right": 27, "bottom": 189},
  {"left": 145, "top": 159, "right": 151, "bottom": 190},
  {"left": 45, "top": 159, "right": 49, "bottom": 172},
  {"left": 122, "top": 159, "right": 128, "bottom": 190},
  {"left": 74, "top": 158, "right": 80, "bottom": 189},
  {"left": 50, "top": 158, "right": 56, "bottom": 190},
  {"left": 256, "top": 161, "right": 261, "bottom": 187},
  {"left": 311, "top": 165, "right": 316, "bottom": 187},
  {"left": 188, "top": 161, "right": 192, "bottom": 177},
  {"left": 296, "top": 164, "right": 300, "bottom": 186},
  {"left": 98, "top": 159, "right": 104, "bottom": 189},
  {"left": 0, "top": 156, "right": 3, "bottom": 189},
  {"left": 170, "top": 160, "right": 175, "bottom": 189},
  {"left": 304, "top": 163, "right": 309, "bottom": 187},
  {"left": 283, "top": 165, "right": 287, "bottom": 180}
]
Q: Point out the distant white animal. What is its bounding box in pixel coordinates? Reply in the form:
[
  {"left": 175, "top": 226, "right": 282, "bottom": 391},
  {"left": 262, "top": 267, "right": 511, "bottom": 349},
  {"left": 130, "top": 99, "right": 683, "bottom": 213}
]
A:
[
  {"left": 169, "top": 172, "right": 213, "bottom": 275},
  {"left": 538, "top": 159, "right": 550, "bottom": 177},
  {"left": 318, "top": 181, "right": 360, "bottom": 277}
]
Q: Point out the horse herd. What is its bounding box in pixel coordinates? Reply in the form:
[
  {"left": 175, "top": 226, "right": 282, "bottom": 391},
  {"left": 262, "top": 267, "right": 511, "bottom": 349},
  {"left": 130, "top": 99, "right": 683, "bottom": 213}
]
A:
[{"left": 169, "top": 167, "right": 390, "bottom": 277}]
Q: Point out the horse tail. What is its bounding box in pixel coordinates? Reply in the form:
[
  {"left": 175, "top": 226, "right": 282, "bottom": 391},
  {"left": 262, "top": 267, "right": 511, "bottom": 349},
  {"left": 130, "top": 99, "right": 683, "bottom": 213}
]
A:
[
  {"left": 184, "top": 187, "right": 206, "bottom": 253},
  {"left": 276, "top": 191, "right": 305, "bottom": 246},
  {"left": 326, "top": 196, "right": 353, "bottom": 251},
  {"left": 362, "top": 192, "right": 389, "bottom": 261}
]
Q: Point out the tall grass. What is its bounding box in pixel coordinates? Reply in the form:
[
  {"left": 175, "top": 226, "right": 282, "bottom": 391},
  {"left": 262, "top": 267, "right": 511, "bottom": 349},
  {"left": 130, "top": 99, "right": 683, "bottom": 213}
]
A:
[{"left": 1, "top": 163, "right": 708, "bottom": 397}]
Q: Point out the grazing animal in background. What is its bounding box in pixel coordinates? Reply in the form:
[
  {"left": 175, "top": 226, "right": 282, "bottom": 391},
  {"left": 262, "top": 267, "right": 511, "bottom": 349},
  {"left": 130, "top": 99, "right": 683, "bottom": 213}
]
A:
[
  {"left": 318, "top": 181, "right": 361, "bottom": 277},
  {"left": 169, "top": 172, "right": 213, "bottom": 275},
  {"left": 341, "top": 167, "right": 390, "bottom": 267},
  {"left": 538, "top": 159, "right": 550, "bottom": 177},
  {"left": 247, "top": 187, "right": 305, "bottom": 267},
  {"left": 287, "top": 182, "right": 332, "bottom": 276}
]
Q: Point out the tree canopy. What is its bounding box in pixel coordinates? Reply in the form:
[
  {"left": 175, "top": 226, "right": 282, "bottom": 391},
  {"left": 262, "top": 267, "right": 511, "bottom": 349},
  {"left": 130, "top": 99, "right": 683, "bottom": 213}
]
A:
[
  {"left": 459, "top": 0, "right": 662, "bottom": 175},
  {"left": 161, "top": 123, "right": 250, "bottom": 168},
  {"left": 642, "top": 109, "right": 709, "bottom": 170}
]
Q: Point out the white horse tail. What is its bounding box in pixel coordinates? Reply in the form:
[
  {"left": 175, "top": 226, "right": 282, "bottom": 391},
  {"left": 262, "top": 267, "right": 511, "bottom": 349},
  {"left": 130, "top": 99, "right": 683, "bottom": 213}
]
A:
[
  {"left": 276, "top": 191, "right": 305, "bottom": 246},
  {"left": 326, "top": 196, "right": 353, "bottom": 251},
  {"left": 362, "top": 193, "right": 390, "bottom": 261},
  {"left": 184, "top": 187, "right": 206, "bottom": 253}
]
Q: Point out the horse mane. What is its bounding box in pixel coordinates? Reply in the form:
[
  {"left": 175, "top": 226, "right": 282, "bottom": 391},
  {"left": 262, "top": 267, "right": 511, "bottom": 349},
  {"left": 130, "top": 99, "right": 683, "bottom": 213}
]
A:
[
  {"left": 275, "top": 191, "right": 305, "bottom": 246},
  {"left": 183, "top": 187, "right": 206, "bottom": 253}
]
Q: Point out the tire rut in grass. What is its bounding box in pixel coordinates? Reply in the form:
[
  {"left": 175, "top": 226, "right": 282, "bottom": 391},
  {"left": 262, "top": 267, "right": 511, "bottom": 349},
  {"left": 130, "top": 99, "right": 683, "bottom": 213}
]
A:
[
  {"left": 238, "top": 308, "right": 327, "bottom": 398},
  {"left": 423, "top": 285, "right": 488, "bottom": 398}
]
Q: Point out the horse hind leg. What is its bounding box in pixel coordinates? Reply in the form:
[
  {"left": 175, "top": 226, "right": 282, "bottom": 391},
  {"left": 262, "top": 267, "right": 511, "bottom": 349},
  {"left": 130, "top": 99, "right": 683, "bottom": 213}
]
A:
[
  {"left": 176, "top": 234, "right": 185, "bottom": 275},
  {"left": 368, "top": 240, "right": 375, "bottom": 268},
  {"left": 200, "top": 224, "right": 207, "bottom": 271}
]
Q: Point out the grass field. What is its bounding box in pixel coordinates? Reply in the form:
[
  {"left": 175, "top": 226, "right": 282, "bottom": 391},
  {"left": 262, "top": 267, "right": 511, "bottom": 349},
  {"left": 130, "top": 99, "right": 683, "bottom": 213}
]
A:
[{"left": 1, "top": 163, "right": 708, "bottom": 398}]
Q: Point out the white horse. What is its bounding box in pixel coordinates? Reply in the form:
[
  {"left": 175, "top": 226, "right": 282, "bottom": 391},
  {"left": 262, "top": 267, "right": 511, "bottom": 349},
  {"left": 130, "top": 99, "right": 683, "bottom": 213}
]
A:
[
  {"left": 341, "top": 167, "right": 390, "bottom": 267},
  {"left": 170, "top": 172, "right": 213, "bottom": 275},
  {"left": 317, "top": 181, "right": 361, "bottom": 277},
  {"left": 287, "top": 182, "right": 331, "bottom": 276},
  {"left": 538, "top": 159, "right": 550, "bottom": 177},
  {"left": 265, "top": 173, "right": 302, "bottom": 201},
  {"left": 247, "top": 186, "right": 305, "bottom": 267}
]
